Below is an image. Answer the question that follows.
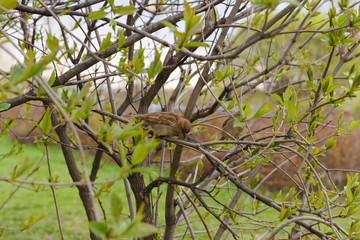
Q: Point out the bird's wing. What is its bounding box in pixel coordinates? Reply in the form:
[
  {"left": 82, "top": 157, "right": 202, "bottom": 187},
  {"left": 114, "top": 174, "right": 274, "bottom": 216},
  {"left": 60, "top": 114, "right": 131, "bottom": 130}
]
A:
[
  {"left": 157, "top": 113, "right": 178, "bottom": 127},
  {"left": 137, "top": 112, "right": 178, "bottom": 127}
]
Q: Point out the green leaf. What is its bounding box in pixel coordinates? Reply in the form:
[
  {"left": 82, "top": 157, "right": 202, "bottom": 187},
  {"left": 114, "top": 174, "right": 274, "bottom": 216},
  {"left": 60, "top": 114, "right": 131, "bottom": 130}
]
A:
[
  {"left": 110, "top": 193, "right": 123, "bottom": 221},
  {"left": 183, "top": 41, "right": 210, "bottom": 48},
  {"left": 0, "top": 103, "right": 10, "bottom": 111},
  {"left": 250, "top": 147, "right": 260, "bottom": 157},
  {"left": 198, "top": 159, "right": 204, "bottom": 176},
  {"left": 11, "top": 158, "right": 34, "bottom": 180},
  {"left": 348, "top": 173, "right": 359, "bottom": 189},
  {"left": 183, "top": 1, "right": 192, "bottom": 22},
  {"left": 132, "top": 144, "right": 148, "bottom": 165},
  {"left": 46, "top": 34, "right": 59, "bottom": 51},
  {"left": 283, "top": 85, "right": 292, "bottom": 102},
  {"left": 146, "top": 49, "right": 163, "bottom": 79},
  {"left": 325, "top": 137, "right": 337, "bottom": 150},
  {"left": 280, "top": 204, "right": 296, "bottom": 221},
  {"left": 48, "top": 70, "right": 56, "bottom": 86},
  {"left": 288, "top": 102, "right": 298, "bottom": 122},
  {"left": 27, "top": 215, "right": 44, "bottom": 225},
  {"left": 253, "top": 102, "right": 273, "bottom": 119},
  {"left": 345, "top": 205, "right": 359, "bottom": 216},
  {"left": 271, "top": 93, "right": 283, "bottom": 105},
  {"left": 79, "top": 82, "right": 92, "bottom": 99},
  {"left": 263, "top": 152, "right": 271, "bottom": 164},
  {"left": 295, "top": 112, "right": 308, "bottom": 124},
  {"left": 89, "top": 222, "right": 108, "bottom": 238},
  {"left": 101, "top": 141, "right": 113, "bottom": 155},
  {"left": 223, "top": 64, "right": 237, "bottom": 79},
  {"left": 144, "top": 137, "right": 160, "bottom": 152},
  {"left": 117, "top": 29, "right": 126, "bottom": 49},
  {"left": 279, "top": 203, "right": 286, "bottom": 220},
  {"left": 272, "top": 115, "right": 278, "bottom": 130},
  {"left": 338, "top": 13, "right": 348, "bottom": 26},
  {"left": 79, "top": 92, "right": 95, "bottom": 119},
  {"left": 119, "top": 126, "right": 141, "bottom": 141},
  {"left": 12, "top": 49, "right": 58, "bottom": 85},
  {"left": 278, "top": 115, "right": 290, "bottom": 125},
  {"left": 113, "top": 5, "right": 137, "bottom": 15},
  {"left": 233, "top": 118, "right": 244, "bottom": 127},
  {"left": 245, "top": 99, "right": 251, "bottom": 118},
  {"left": 40, "top": 108, "right": 52, "bottom": 133},
  {"left": 307, "top": 65, "right": 313, "bottom": 81},
  {"left": 58, "top": 9, "right": 70, "bottom": 16},
  {"left": 342, "top": 38, "right": 357, "bottom": 44},
  {"left": 186, "top": 17, "right": 202, "bottom": 36},
  {"left": 348, "top": 118, "right": 360, "bottom": 131},
  {"left": 132, "top": 47, "right": 145, "bottom": 72},
  {"left": 346, "top": 174, "right": 352, "bottom": 188},
  {"left": 87, "top": 11, "right": 108, "bottom": 20},
  {"left": 18, "top": 215, "right": 44, "bottom": 230},
  {"left": 39, "top": 49, "right": 58, "bottom": 65},
  {"left": 100, "top": 32, "right": 112, "bottom": 52},
  {"left": 351, "top": 71, "right": 360, "bottom": 92},
  {"left": 337, "top": 112, "right": 344, "bottom": 131},
  {"left": 160, "top": 21, "right": 177, "bottom": 32},
  {"left": 9, "top": 65, "right": 25, "bottom": 84},
  {"left": 0, "top": 0, "right": 17, "bottom": 14},
  {"left": 116, "top": 142, "right": 128, "bottom": 167},
  {"left": 306, "top": 80, "right": 315, "bottom": 89},
  {"left": 321, "top": 76, "right": 333, "bottom": 95},
  {"left": 174, "top": 31, "right": 186, "bottom": 47},
  {"left": 345, "top": 186, "right": 354, "bottom": 205}
]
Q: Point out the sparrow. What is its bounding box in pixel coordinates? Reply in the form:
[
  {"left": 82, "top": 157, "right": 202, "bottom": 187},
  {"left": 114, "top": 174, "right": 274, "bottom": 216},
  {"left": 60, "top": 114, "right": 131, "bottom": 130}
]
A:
[
  {"left": 221, "top": 112, "right": 246, "bottom": 140},
  {"left": 134, "top": 112, "right": 192, "bottom": 139}
]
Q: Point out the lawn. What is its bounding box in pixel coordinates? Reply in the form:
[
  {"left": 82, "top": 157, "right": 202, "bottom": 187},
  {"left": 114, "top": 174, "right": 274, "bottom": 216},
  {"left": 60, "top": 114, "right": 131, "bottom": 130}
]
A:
[
  {"left": 1, "top": 136, "right": 350, "bottom": 239},
  {"left": 0, "top": 136, "right": 280, "bottom": 239},
  {"left": 0, "top": 136, "right": 124, "bottom": 239}
]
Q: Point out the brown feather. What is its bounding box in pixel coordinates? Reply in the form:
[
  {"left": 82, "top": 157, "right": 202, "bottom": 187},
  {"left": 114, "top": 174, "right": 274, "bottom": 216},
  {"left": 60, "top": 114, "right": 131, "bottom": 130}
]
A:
[
  {"left": 134, "top": 112, "right": 191, "bottom": 138},
  {"left": 221, "top": 112, "right": 245, "bottom": 140}
]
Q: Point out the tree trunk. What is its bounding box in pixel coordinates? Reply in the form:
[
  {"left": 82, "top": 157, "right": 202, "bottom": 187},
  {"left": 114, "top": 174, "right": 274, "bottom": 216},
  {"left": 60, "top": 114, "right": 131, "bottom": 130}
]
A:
[{"left": 51, "top": 110, "right": 101, "bottom": 240}]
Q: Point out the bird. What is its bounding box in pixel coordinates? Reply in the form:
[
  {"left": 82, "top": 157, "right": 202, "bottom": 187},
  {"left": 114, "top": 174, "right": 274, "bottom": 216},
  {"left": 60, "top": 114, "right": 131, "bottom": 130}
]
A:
[
  {"left": 221, "top": 112, "right": 246, "bottom": 140},
  {"left": 133, "top": 112, "right": 192, "bottom": 139}
]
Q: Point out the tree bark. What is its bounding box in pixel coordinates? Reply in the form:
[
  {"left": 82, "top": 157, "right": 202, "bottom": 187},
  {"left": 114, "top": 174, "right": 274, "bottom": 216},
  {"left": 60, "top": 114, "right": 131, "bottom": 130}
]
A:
[
  {"left": 50, "top": 109, "right": 101, "bottom": 240},
  {"left": 127, "top": 173, "right": 154, "bottom": 240}
]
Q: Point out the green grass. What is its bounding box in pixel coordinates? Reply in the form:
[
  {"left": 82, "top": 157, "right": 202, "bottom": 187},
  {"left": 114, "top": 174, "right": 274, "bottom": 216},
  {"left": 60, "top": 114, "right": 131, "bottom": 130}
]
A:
[
  {"left": 0, "top": 136, "right": 354, "bottom": 239},
  {"left": 0, "top": 137, "right": 124, "bottom": 239},
  {"left": 0, "top": 136, "right": 283, "bottom": 239}
]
